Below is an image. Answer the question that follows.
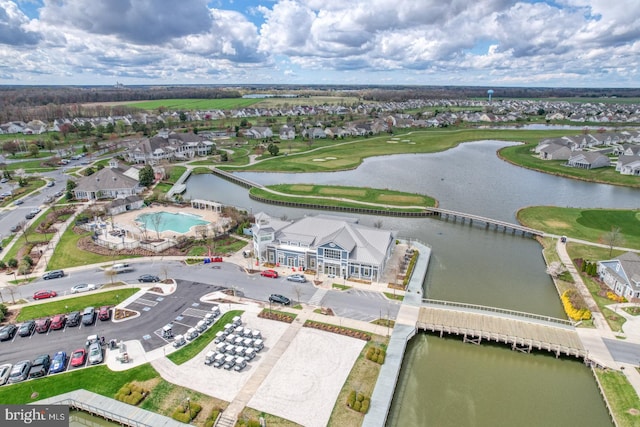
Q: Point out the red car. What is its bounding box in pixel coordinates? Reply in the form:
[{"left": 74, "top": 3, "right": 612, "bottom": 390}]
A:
[
  {"left": 260, "top": 269, "right": 279, "bottom": 278},
  {"left": 50, "top": 314, "right": 66, "bottom": 330},
  {"left": 33, "top": 290, "right": 57, "bottom": 300},
  {"left": 70, "top": 349, "right": 87, "bottom": 367},
  {"left": 98, "top": 306, "right": 111, "bottom": 321},
  {"left": 35, "top": 318, "right": 51, "bottom": 333}
]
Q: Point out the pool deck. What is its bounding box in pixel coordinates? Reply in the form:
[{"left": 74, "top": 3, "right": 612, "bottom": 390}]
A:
[{"left": 113, "top": 205, "right": 226, "bottom": 238}]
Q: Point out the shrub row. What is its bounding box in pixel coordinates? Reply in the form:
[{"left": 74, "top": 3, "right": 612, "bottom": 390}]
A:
[
  {"left": 172, "top": 401, "right": 202, "bottom": 423},
  {"left": 346, "top": 390, "right": 371, "bottom": 414},
  {"left": 402, "top": 250, "right": 419, "bottom": 288},
  {"left": 606, "top": 291, "right": 626, "bottom": 303},
  {"left": 304, "top": 320, "right": 371, "bottom": 341},
  {"left": 366, "top": 346, "right": 386, "bottom": 364},
  {"left": 204, "top": 408, "right": 223, "bottom": 427},
  {"left": 561, "top": 289, "right": 592, "bottom": 321},
  {"left": 114, "top": 383, "right": 148, "bottom": 406}
]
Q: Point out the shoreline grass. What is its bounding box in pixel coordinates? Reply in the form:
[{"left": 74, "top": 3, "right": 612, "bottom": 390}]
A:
[{"left": 517, "top": 207, "right": 640, "bottom": 250}]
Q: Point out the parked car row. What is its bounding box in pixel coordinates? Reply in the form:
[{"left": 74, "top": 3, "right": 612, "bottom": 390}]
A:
[
  {"left": 1, "top": 336, "right": 105, "bottom": 386},
  {"left": 0, "top": 306, "right": 111, "bottom": 345}
]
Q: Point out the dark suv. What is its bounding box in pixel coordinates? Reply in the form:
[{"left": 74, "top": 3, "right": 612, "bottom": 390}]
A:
[
  {"left": 18, "top": 320, "right": 35, "bottom": 337},
  {"left": 269, "top": 294, "right": 291, "bottom": 305},
  {"left": 42, "top": 270, "right": 64, "bottom": 280},
  {"left": 66, "top": 311, "right": 81, "bottom": 327},
  {"left": 28, "top": 354, "right": 51, "bottom": 379}
]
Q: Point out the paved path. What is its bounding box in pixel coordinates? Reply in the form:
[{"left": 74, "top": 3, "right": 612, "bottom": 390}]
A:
[{"left": 556, "top": 238, "right": 640, "bottom": 395}]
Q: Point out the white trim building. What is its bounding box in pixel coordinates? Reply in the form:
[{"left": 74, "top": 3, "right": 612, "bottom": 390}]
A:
[
  {"left": 597, "top": 252, "right": 640, "bottom": 300},
  {"left": 251, "top": 213, "right": 394, "bottom": 282}
]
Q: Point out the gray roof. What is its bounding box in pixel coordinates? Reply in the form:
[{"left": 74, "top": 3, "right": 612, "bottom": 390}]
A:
[
  {"left": 75, "top": 167, "right": 139, "bottom": 192},
  {"left": 276, "top": 215, "right": 392, "bottom": 265}
]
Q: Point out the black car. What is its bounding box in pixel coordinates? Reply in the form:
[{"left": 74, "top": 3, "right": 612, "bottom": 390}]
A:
[
  {"left": 269, "top": 294, "right": 291, "bottom": 305},
  {"left": 66, "top": 311, "right": 81, "bottom": 327},
  {"left": 25, "top": 212, "right": 36, "bottom": 220},
  {"left": 42, "top": 269, "right": 64, "bottom": 280},
  {"left": 138, "top": 274, "right": 160, "bottom": 283},
  {"left": 28, "top": 354, "right": 50, "bottom": 379},
  {"left": 18, "top": 320, "right": 35, "bottom": 337},
  {"left": 82, "top": 307, "right": 96, "bottom": 326},
  {"left": 0, "top": 324, "right": 17, "bottom": 341}
]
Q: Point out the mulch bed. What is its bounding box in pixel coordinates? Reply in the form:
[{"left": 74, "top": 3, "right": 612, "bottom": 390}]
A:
[
  {"left": 304, "top": 320, "right": 371, "bottom": 341},
  {"left": 258, "top": 310, "right": 295, "bottom": 323}
]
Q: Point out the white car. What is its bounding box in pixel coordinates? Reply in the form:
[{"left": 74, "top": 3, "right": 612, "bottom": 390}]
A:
[
  {"left": 0, "top": 363, "right": 12, "bottom": 386},
  {"left": 71, "top": 283, "right": 96, "bottom": 294}
]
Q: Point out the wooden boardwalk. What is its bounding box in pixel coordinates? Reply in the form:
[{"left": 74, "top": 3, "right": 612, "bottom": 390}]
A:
[
  {"left": 417, "top": 300, "right": 586, "bottom": 358},
  {"left": 426, "top": 207, "right": 544, "bottom": 237},
  {"left": 210, "top": 168, "right": 263, "bottom": 189},
  {"left": 35, "top": 389, "right": 187, "bottom": 426}
]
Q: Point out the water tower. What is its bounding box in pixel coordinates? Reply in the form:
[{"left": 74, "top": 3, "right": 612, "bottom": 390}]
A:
[{"left": 487, "top": 89, "right": 494, "bottom": 102}]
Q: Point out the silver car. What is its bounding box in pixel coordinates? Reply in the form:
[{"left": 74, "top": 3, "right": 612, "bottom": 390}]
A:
[
  {"left": 0, "top": 363, "right": 12, "bottom": 385},
  {"left": 88, "top": 342, "right": 103, "bottom": 365}
]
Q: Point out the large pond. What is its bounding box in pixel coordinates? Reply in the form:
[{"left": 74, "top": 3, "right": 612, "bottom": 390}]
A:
[{"left": 183, "top": 139, "right": 635, "bottom": 427}]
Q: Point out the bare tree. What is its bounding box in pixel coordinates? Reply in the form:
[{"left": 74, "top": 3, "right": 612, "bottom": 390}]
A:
[
  {"left": 600, "top": 226, "right": 625, "bottom": 257},
  {"left": 161, "top": 264, "right": 170, "bottom": 281},
  {"left": 136, "top": 224, "right": 149, "bottom": 241},
  {"left": 546, "top": 261, "right": 567, "bottom": 278},
  {"left": 293, "top": 284, "right": 303, "bottom": 306},
  {"left": 373, "top": 219, "right": 383, "bottom": 229},
  {"left": 150, "top": 214, "right": 165, "bottom": 240},
  {"left": 195, "top": 225, "right": 208, "bottom": 241},
  {"left": 104, "top": 268, "right": 118, "bottom": 286}
]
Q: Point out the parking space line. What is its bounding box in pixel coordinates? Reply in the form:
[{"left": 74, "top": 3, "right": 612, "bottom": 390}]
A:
[
  {"left": 172, "top": 320, "right": 193, "bottom": 328},
  {"left": 133, "top": 298, "right": 159, "bottom": 307},
  {"left": 182, "top": 308, "right": 209, "bottom": 318}
]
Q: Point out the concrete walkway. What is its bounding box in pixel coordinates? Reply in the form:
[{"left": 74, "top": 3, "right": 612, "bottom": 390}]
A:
[{"left": 556, "top": 238, "right": 640, "bottom": 396}]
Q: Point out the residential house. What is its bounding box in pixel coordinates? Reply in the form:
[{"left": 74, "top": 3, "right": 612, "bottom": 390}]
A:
[
  {"left": 126, "top": 132, "right": 214, "bottom": 164},
  {"left": 616, "top": 155, "right": 640, "bottom": 176},
  {"left": 251, "top": 213, "right": 394, "bottom": 282},
  {"left": 597, "top": 252, "right": 640, "bottom": 300},
  {"left": 567, "top": 152, "right": 611, "bottom": 169},
  {"left": 278, "top": 125, "right": 296, "bottom": 140},
  {"left": 74, "top": 159, "right": 143, "bottom": 200},
  {"left": 539, "top": 142, "right": 572, "bottom": 160}
]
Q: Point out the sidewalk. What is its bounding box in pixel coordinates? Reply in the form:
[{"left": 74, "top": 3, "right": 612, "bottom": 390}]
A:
[{"left": 556, "top": 238, "right": 640, "bottom": 396}]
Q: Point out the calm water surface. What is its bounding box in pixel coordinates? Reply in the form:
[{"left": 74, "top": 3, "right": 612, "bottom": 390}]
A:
[{"left": 184, "top": 140, "right": 630, "bottom": 427}]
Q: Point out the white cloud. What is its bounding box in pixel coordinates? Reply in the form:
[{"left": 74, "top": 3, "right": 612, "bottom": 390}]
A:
[{"left": 0, "top": 0, "right": 639, "bottom": 86}]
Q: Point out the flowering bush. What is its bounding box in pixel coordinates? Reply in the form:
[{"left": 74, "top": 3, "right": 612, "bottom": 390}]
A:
[{"left": 561, "top": 289, "right": 591, "bottom": 321}]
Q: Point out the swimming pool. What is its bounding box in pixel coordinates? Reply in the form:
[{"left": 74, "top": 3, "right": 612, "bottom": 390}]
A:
[{"left": 135, "top": 211, "right": 209, "bottom": 234}]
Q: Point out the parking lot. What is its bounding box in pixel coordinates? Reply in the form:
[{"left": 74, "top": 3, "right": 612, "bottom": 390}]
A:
[{"left": 0, "top": 279, "right": 226, "bottom": 386}]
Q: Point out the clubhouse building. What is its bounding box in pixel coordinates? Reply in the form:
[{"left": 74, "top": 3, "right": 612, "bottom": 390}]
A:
[{"left": 251, "top": 213, "right": 395, "bottom": 282}]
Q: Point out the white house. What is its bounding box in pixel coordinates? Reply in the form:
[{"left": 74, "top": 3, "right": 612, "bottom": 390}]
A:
[{"left": 597, "top": 252, "right": 640, "bottom": 300}]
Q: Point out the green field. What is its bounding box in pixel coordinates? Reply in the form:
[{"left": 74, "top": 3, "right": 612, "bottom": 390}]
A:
[
  {"left": 252, "top": 184, "right": 436, "bottom": 210},
  {"left": 228, "top": 128, "right": 576, "bottom": 173},
  {"left": 499, "top": 143, "right": 640, "bottom": 188},
  {"left": 517, "top": 207, "right": 640, "bottom": 249},
  {"left": 126, "top": 98, "right": 261, "bottom": 110}
]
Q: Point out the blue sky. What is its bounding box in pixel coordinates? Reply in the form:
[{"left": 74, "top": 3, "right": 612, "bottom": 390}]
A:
[{"left": 0, "top": 0, "right": 638, "bottom": 87}]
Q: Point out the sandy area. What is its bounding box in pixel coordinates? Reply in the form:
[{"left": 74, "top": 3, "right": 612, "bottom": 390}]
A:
[
  {"left": 112, "top": 205, "right": 224, "bottom": 238},
  {"left": 248, "top": 328, "right": 365, "bottom": 427}
]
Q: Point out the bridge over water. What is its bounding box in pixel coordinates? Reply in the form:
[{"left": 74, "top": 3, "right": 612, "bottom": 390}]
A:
[
  {"left": 417, "top": 299, "right": 586, "bottom": 359},
  {"left": 210, "top": 169, "right": 544, "bottom": 237}
]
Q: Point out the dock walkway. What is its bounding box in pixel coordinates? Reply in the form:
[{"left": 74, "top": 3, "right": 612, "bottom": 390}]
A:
[{"left": 35, "top": 389, "right": 186, "bottom": 427}]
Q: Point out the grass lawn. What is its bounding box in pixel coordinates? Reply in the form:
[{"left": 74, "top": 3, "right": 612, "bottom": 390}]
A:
[
  {"left": 126, "top": 98, "right": 261, "bottom": 110},
  {"left": 0, "top": 363, "right": 158, "bottom": 404},
  {"left": 328, "top": 335, "right": 388, "bottom": 427},
  {"left": 17, "top": 288, "right": 140, "bottom": 321},
  {"left": 383, "top": 292, "right": 404, "bottom": 301},
  {"left": 167, "top": 310, "right": 243, "bottom": 365},
  {"left": 565, "top": 243, "right": 628, "bottom": 331},
  {"left": 166, "top": 166, "right": 187, "bottom": 183},
  {"left": 2, "top": 207, "right": 54, "bottom": 262},
  {"left": 499, "top": 142, "right": 640, "bottom": 188},
  {"left": 332, "top": 283, "right": 352, "bottom": 291},
  {"left": 0, "top": 178, "right": 46, "bottom": 208},
  {"left": 595, "top": 368, "right": 640, "bottom": 427},
  {"left": 255, "top": 184, "right": 435, "bottom": 209},
  {"left": 518, "top": 207, "right": 640, "bottom": 250},
  {"left": 231, "top": 128, "right": 578, "bottom": 173},
  {"left": 187, "top": 236, "right": 248, "bottom": 257},
  {"left": 48, "top": 226, "right": 134, "bottom": 270}
]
